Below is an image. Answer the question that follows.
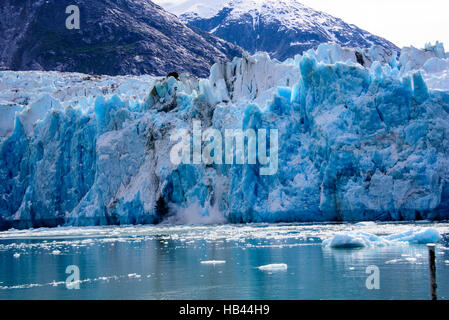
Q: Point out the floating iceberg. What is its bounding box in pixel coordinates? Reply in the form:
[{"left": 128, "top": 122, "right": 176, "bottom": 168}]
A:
[
  {"left": 322, "top": 232, "right": 388, "bottom": 248},
  {"left": 323, "top": 227, "right": 441, "bottom": 248},
  {"left": 1, "top": 42, "right": 449, "bottom": 229},
  {"left": 384, "top": 227, "right": 441, "bottom": 244}
]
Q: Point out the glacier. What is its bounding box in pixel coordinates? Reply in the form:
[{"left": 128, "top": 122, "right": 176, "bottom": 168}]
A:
[{"left": 1, "top": 42, "right": 449, "bottom": 229}]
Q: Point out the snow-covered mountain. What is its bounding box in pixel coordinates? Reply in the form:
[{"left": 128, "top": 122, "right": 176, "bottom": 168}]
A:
[
  {"left": 155, "top": 0, "right": 398, "bottom": 61},
  {"left": 1, "top": 42, "right": 449, "bottom": 229},
  {"left": 0, "top": 0, "right": 242, "bottom": 77}
]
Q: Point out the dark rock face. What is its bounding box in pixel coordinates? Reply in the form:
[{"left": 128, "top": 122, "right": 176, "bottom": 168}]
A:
[
  {"left": 0, "top": 0, "right": 243, "bottom": 77},
  {"left": 180, "top": 1, "right": 398, "bottom": 61}
]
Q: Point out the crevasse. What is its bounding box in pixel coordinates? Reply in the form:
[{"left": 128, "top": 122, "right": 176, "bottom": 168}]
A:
[{"left": 1, "top": 43, "right": 449, "bottom": 229}]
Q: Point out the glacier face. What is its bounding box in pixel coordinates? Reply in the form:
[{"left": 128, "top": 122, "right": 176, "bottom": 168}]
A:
[{"left": 1, "top": 43, "right": 449, "bottom": 229}]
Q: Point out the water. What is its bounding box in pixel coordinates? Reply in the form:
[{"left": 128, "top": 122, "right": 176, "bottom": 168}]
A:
[{"left": 0, "top": 222, "right": 449, "bottom": 300}]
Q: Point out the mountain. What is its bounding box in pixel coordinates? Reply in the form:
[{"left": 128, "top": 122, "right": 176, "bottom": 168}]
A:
[
  {"left": 0, "top": 0, "right": 243, "bottom": 77},
  {"left": 155, "top": 0, "right": 398, "bottom": 61}
]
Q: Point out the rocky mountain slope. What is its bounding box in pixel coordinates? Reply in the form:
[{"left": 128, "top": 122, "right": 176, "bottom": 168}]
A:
[{"left": 0, "top": 0, "right": 243, "bottom": 77}]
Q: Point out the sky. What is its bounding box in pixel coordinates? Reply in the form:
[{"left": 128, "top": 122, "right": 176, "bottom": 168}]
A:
[
  {"left": 298, "top": 0, "right": 449, "bottom": 49},
  {"left": 154, "top": 0, "right": 449, "bottom": 50}
]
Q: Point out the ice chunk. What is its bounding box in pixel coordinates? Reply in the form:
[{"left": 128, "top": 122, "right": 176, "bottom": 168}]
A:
[
  {"left": 200, "top": 260, "right": 226, "bottom": 265},
  {"left": 355, "top": 222, "right": 377, "bottom": 227},
  {"left": 323, "top": 228, "right": 441, "bottom": 248},
  {"left": 127, "top": 273, "right": 141, "bottom": 278},
  {"left": 385, "top": 228, "right": 441, "bottom": 244},
  {"left": 257, "top": 264, "right": 288, "bottom": 271},
  {"left": 322, "top": 232, "right": 388, "bottom": 248}
]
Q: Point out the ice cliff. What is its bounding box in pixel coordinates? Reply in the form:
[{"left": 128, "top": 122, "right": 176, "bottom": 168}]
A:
[{"left": 1, "top": 42, "right": 449, "bottom": 229}]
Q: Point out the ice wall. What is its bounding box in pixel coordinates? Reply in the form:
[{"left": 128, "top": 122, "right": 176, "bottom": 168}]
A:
[{"left": 1, "top": 43, "right": 449, "bottom": 229}]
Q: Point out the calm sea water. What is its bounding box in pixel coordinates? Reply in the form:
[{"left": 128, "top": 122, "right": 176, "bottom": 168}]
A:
[{"left": 0, "top": 222, "right": 448, "bottom": 300}]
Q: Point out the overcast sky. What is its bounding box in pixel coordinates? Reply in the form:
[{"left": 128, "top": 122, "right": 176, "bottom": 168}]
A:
[
  {"left": 155, "top": 0, "right": 449, "bottom": 50},
  {"left": 299, "top": 0, "right": 449, "bottom": 49}
]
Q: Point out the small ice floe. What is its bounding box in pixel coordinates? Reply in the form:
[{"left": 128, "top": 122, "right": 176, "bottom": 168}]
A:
[
  {"left": 200, "top": 260, "right": 226, "bottom": 265},
  {"left": 50, "top": 280, "right": 65, "bottom": 287},
  {"left": 51, "top": 250, "right": 61, "bottom": 255},
  {"left": 257, "top": 264, "right": 288, "bottom": 272},
  {"left": 127, "top": 273, "right": 141, "bottom": 278},
  {"left": 355, "top": 222, "right": 377, "bottom": 227},
  {"left": 386, "top": 257, "right": 420, "bottom": 265},
  {"left": 385, "top": 259, "right": 400, "bottom": 264},
  {"left": 13, "top": 253, "right": 20, "bottom": 259},
  {"left": 323, "top": 228, "right": 441, "bottom": 249}
]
